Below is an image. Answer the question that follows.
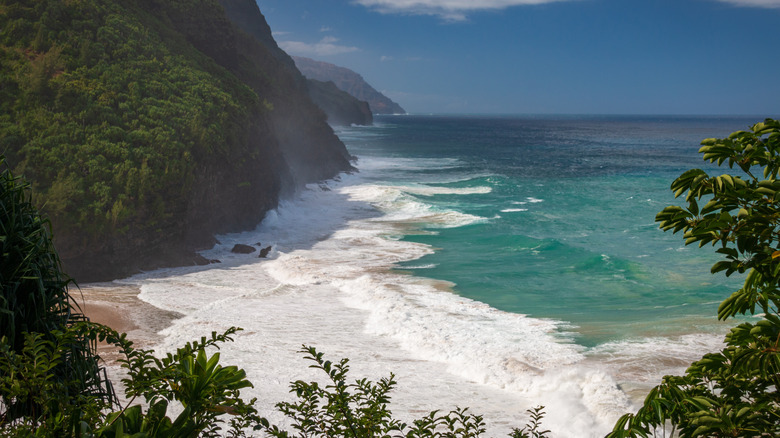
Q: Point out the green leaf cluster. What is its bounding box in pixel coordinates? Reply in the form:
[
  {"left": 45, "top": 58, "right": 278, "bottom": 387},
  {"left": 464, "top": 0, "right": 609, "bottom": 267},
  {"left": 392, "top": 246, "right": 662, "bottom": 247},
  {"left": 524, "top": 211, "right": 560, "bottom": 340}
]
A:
[
  {"left": 609, "top": 119, "right": 780, "bottom": 437},
  {"left": 1, "top": 321, "right": 261, "bottom": 437},
  {"left": 91, "top": 325, "right": 259, "bottom": 438},
  {"left": 0, "top": 329, "right": 110, "bottom": 436},
  {"left": 0, "top": 156, "right": 115, "bottom": 430},
  {"left": 142, "top": 341, "right": 550, "bottom": 438},
  {"left": 258, "top": 346, "right": 548, "bottom": 438}
]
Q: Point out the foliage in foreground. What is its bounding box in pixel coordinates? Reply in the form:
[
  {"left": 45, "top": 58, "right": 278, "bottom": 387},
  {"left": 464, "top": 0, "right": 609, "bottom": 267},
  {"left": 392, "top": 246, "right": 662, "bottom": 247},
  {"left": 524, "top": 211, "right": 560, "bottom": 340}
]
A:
[
  {"left": 259, "top": 345, "right": 549, "bottom": 438},
  {"left": 2, "top": 323, "right": 550, "bottom": 437},
  {"left": 1, "top": 323, "right": 257, "bottom": 437},
  {"left": 0, "top": 157, "right": 115, "bottom": 430},
  {"left": 608, "top": 119, "right": 780, "bottom": 437}
]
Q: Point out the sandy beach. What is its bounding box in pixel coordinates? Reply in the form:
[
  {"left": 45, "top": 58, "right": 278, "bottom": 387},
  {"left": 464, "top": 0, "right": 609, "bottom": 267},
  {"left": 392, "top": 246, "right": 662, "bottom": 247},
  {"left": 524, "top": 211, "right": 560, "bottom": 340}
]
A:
[
  {"left": 74, "top": 282, "right": 181, "bottom": 396},
  {"left": 76, "top": 282, "right": 180, "bottom": 343}
]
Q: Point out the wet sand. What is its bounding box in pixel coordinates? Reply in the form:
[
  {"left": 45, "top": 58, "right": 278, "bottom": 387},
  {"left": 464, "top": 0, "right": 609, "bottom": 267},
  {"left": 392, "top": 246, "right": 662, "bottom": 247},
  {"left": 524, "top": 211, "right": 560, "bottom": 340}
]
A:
[
  {"left": 74, "top": 282, "right": 182, "bottom": 403},
  {"left": 75, "top": 282, "right": 181, "bottom": 345}
]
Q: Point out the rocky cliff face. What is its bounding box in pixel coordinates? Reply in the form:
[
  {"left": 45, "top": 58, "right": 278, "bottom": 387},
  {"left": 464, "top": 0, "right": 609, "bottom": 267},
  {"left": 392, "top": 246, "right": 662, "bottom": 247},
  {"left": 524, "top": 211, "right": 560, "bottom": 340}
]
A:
[
  {"left": 0, "top": 0, "right": 354, "bottom": 282},
  {"left": 293, "top": 56, "right": 406, "bottom": 115}
]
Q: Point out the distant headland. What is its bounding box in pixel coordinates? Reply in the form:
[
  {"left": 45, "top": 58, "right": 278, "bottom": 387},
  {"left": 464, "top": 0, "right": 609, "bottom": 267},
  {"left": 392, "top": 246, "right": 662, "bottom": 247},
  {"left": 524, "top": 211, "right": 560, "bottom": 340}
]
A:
[{"left": 293, "top": 56, "right": 407, "bottom": 116}]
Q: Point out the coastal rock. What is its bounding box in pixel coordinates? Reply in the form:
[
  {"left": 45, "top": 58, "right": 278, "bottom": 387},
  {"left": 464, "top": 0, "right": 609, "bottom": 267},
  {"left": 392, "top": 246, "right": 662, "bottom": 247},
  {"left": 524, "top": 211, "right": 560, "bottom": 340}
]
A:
[
  {"left": 192, "top": 255, "right": 221, "bottom": 265},
  {"left": 192, "top": 255, "right": 211, "bottom": 266},
  {"left": 218, "top": 0, "right": 355, "bottom": 186},
  {"left": 231, "top": 244, "right": 256, "bottom": 254},
  {"left": 258, "top": 246, "right": 272, "bottom": 258}
]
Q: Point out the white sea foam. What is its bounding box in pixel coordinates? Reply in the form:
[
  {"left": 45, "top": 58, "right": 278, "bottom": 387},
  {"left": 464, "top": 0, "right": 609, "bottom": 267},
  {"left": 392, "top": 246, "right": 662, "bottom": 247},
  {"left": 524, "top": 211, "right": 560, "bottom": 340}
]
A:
[
  {"left": 118, "top": 169, "right": 637, "bottom": 437},
  {"left": 399, "top": 263, "right": 438, "bottom": 269},
  {"left": 512, "top": 197, "right": 544, "bottom": 206},
  {"left": 401, "top": 185, "right": 493, "bottom": 196},
  {"left": 341, "top": 184, "right": 488, "bottom": 229},
  {"left": 353, "top": 155, "right": 494, "bottom": 185},
  {"left": 501, "top": 208, "right": 529, "bottom": 213}
]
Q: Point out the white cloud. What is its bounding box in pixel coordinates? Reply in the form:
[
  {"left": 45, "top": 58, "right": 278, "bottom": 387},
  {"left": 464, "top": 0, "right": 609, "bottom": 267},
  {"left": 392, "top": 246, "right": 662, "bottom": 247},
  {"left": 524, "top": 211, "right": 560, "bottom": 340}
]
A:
[
  {"left": 714, "top": 0, "right": 780, "bottom": 7},
  {"left": 278, "top": 36, "right": 360, "bottom": 57},
  {"left": 353, "top": 0, "right": 571, "bottom": 21},
  {"left": 380, "top": 55, "right": 393, "bottom": 62},
  {"left": 320, "top": 26, "right": 333, "bottom": 32}
]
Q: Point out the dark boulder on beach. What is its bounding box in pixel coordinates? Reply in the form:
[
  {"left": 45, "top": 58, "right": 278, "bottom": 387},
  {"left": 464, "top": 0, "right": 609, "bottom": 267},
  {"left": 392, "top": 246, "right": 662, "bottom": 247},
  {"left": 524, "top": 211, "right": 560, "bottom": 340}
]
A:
[
  {"left": 258, "top": 246, "right": 273, "bottom": 258},
  {"left": 193, "top": 255, "right": 212, "bottom": 266}
]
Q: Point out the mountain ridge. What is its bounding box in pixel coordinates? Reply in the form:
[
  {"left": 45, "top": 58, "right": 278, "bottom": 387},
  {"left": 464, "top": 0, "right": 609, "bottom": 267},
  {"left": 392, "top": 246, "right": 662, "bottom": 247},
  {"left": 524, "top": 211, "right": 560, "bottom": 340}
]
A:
[
  {"left": 293, "top": 56, "right": 406, "bottom": 115},
  {"left": 218, "top": 2, "right": 372, "bottom": 126}
]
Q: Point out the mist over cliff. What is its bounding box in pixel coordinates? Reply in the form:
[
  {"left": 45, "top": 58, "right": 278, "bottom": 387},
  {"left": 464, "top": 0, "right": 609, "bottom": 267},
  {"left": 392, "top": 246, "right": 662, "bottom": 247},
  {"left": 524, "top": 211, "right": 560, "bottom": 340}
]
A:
[
  {"left": 0, "top": 0, "right": 353, "bottom": 281},
  {"left": 218, "top": 1, "right": 372, "bottom": 127}
]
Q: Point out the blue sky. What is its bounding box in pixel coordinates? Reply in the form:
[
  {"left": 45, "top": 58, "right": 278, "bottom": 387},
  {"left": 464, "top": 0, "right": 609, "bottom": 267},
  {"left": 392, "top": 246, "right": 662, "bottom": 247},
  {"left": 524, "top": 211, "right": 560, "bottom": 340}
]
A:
[{"left": 255, "top": 0, "right": 780, "bottom": 115}]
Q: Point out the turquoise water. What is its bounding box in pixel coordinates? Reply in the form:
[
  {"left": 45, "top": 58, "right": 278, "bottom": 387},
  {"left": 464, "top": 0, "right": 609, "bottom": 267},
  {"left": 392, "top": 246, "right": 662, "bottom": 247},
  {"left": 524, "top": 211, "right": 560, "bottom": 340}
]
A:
[{"left": 340, "top": 115, "right": 755, "bottom": 347}]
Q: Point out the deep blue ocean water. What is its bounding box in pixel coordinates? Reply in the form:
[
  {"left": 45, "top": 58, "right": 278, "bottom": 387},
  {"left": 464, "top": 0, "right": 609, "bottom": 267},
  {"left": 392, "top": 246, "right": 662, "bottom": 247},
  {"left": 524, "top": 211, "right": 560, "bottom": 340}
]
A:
[{"left": 339, "top": 115, "right": 757, "bottom": 347}]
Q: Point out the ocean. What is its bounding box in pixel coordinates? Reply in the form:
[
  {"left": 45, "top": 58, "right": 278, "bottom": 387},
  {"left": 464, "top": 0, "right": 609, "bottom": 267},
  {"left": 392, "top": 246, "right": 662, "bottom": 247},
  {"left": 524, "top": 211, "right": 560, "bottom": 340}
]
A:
[{"left": 116, "top": 115, "right": 758, "bottom": 437}]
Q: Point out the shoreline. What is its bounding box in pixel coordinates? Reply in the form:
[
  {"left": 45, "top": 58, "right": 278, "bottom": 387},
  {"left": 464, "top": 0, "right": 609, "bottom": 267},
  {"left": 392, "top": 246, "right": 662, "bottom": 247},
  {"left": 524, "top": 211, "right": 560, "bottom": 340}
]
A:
[
  {"left": 76, "top": 282, "right": 182, "bottom": 341},
  {"left": 69, "top": 179, "right": 646, "bottom": 436},
  {"left": 76, "top": 281, "right": 184, "bottom": 405},
  {"left": 75, "top": 282, "right": 182, "bottom": 362}
]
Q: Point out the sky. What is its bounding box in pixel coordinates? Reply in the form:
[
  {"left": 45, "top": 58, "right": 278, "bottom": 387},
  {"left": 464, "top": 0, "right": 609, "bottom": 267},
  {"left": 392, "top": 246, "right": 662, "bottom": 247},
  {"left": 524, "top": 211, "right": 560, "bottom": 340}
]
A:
[{"left": 255, "top": 0, "right": 780, "bottom": 115}]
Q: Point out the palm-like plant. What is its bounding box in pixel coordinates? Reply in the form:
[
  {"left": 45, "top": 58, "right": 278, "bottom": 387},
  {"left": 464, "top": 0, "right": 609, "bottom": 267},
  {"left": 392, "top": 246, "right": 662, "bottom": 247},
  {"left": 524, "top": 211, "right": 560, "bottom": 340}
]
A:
[{"left": 0, "top": 156, "right": 115, "bottom": 427}]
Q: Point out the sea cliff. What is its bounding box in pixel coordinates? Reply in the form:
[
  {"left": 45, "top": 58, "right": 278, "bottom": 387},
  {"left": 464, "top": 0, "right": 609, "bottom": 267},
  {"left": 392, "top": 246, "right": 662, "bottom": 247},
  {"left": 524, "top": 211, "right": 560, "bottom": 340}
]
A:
[
  {"left": 0, "top": 0, "right": 353, "bottom": 282},
  {"left": 293, "top": 55, "right": 406, "bottom": 115}
]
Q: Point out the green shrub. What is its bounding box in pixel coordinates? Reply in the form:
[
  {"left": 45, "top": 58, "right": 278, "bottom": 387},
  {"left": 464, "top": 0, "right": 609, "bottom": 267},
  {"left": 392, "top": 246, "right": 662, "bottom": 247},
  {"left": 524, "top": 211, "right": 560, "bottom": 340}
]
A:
[
  {"left": 257, "top": 345, "right": 529, "bottom": 438},
  {"left": 608, "top": 119, "right": 780, "bottom": 437},
  {"left": 0, "top": 156, "right": 115, "bottom": 431}
]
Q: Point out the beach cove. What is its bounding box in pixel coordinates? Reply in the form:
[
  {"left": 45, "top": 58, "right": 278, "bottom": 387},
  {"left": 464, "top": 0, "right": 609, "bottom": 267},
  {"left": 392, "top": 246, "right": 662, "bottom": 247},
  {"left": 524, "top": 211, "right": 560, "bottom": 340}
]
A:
[{"left": 81, "top": 115, "right": 752, "bottom": 437}]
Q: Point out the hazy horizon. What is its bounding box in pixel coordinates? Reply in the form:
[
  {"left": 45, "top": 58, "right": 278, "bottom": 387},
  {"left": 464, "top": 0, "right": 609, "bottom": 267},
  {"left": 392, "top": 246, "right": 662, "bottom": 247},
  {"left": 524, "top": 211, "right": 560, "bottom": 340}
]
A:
[
  {"left": 374, "top": 112, "right": 779, "bottom": 117},
  {"left": 257, "top": 0, "right": 780, "bottom": 116}
]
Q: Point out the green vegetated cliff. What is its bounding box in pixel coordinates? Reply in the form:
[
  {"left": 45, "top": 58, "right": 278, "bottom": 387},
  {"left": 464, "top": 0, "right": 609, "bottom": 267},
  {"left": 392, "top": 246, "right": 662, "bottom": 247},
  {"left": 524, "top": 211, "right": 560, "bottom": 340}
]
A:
[{"left": 0, "top": 0, "right": 353, "bottom": 282}]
